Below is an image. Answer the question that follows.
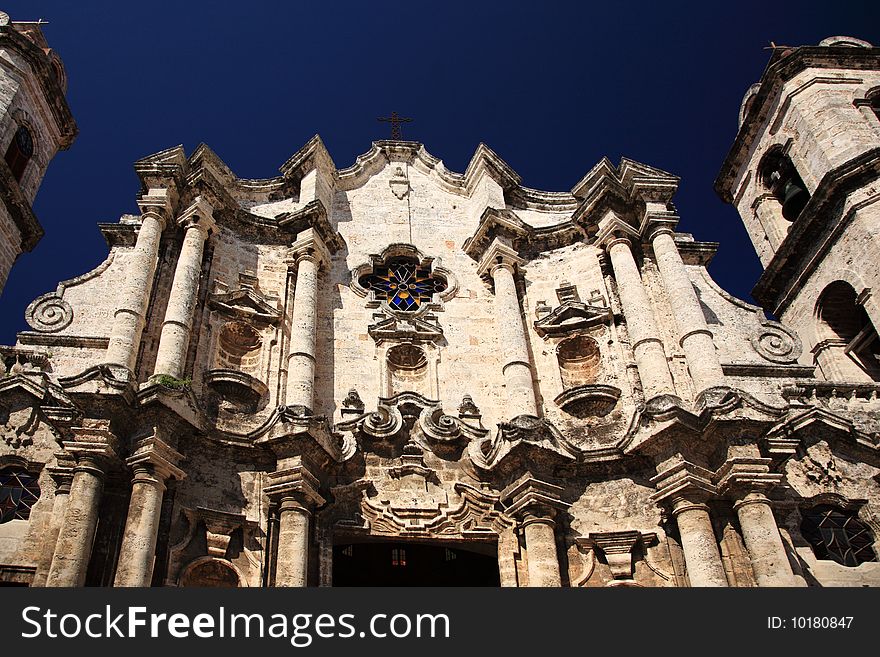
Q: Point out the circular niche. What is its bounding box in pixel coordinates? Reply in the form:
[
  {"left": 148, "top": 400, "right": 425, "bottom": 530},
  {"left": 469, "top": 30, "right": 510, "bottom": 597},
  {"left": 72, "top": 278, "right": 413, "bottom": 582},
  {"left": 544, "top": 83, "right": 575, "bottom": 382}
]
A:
[
  {"left": 219, "top": 321, "right": 262, "bottom": 354},
  {"left": 387, "top": 344, "right": 428, "bottom": 370}
]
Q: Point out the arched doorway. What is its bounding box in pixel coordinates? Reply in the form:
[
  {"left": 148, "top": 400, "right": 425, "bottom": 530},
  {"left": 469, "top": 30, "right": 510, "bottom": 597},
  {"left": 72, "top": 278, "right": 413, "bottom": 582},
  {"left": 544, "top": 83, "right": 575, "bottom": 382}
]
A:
[{"left": 332, "top": 540, "right": 500, "bottom": 586}]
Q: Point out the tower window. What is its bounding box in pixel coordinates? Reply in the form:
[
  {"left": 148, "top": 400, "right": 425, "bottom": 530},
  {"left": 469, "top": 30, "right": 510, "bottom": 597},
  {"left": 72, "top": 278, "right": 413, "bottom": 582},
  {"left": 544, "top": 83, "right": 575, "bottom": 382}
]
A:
[
  {"left": 4, "top": 126, "right": 34, "bottom": 183},
  {"left": 759, "top": 149, "right": 810, "bottom": 222},
  {"left": 800, "top": 504, "right": 877, "bottom": 567},
  {"left": 815, "top": 281, "right": 880, "bottom": 381},
  {"left": 871, "top": 95, "right": 880, "bottom": 122},
  {"left": 0, "top": 468, "right": 41, "bottom": 523}
]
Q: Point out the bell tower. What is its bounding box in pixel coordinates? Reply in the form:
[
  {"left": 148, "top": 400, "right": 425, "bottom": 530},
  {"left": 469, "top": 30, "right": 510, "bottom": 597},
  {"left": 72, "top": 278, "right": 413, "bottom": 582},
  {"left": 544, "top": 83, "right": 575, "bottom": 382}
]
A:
[
  {"left": 715, "top": 36, "right": 880, "bottom": 382},
  {"left": 0, "top": 12, "right": 76, "bottom": 292}
]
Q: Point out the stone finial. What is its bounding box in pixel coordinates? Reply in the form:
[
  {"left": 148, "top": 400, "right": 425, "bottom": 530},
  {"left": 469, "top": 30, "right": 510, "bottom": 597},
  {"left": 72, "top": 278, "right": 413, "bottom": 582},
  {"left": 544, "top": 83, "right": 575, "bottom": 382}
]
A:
[
  {"left": 458, "top": 394, "right": 481, "bottom": 420},
  {"left": 341, "top": 388, "right": 365, "bottom": 417}
]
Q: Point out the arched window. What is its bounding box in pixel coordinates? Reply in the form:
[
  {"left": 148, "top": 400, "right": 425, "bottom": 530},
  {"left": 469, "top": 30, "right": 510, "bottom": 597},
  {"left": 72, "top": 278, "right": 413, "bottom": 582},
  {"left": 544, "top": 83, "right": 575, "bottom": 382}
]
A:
[
  {"left": 871, "top": 94, "right": 880, "bottom": 122},
  {"left": 815, "top": 281, "right": 880, "bottom": 381},
  {"left": 4, "top": 126, "right": 34, "bottom": 183},
  {"left": 0, "top": 468, "right": 41, "bottom": 523},
  {"left": 800, "top": 504, "right": 877, "bottom": 567},
  {"left": 759, "top": 148, "right": 810, "bottom": 222}
]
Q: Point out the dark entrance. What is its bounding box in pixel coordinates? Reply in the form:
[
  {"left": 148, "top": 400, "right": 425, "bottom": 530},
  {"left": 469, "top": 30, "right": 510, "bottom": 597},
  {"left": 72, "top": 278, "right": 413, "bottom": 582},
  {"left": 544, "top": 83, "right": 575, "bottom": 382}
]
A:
[{"left": 332, "top": 540, "right": 500, "bottom": 586}]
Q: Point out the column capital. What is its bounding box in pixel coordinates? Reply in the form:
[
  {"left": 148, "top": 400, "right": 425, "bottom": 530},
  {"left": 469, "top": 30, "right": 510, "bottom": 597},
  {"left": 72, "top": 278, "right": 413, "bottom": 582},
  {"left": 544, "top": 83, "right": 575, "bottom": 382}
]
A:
[
  {"left": 62, "top": 420, "right": 121, "bottom": 474},
  {"left": 644, "top": 222, "right": 677, "bottom": 243},
  {"left": 126, "top": 432, "right": 186, "bottom": 482},
  {"left": 714, "top": 456, "right": 783, "bottom": 497},
  {"left": 650, "top": 459, "right": 717, "bottom": 506},
  {"left": 136, "top": 187, "right": 176, "bottom": 228},
  {"left": 46, "top": 455, "right": 75, "bottom": 495},
  {"left": 602, "top": 234, "right": 633, "bottom": 254},
  {"left": 265, "top": 456, "right": 325, "bottom": 509},
  {"left": 501, "top": 473, "right": 570, "bottom": 520},
  {"left": 176, "top": 195, "right": 216, "bottom": 235},
  {"left": 475, "top": 238, "right": 525, "bottom": 278},
  {"left": 640, "top": 204, "right": 679, "bottom": 241},
  {"left": 287, "top": 227, "right": 331, "bottom": 270}
]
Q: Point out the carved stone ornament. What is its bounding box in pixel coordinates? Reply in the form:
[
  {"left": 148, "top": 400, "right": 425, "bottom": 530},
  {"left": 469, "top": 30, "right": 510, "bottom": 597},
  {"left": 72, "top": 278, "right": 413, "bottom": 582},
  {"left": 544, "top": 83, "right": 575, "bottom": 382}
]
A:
[
  {"left": 533, "top": 301, "right": 612, "bottom": 338},
  {"left": 25, "top": 293, "right": 73, "bottom": 333},
  {"left": 336, "top": 391, "right": 488, "bottom": 448},
  {"left": 750, "top": 320, "right": 802, "bottom": 364},
  {"left": 389, "top": 166, "right": 410, "bottom": 200}
]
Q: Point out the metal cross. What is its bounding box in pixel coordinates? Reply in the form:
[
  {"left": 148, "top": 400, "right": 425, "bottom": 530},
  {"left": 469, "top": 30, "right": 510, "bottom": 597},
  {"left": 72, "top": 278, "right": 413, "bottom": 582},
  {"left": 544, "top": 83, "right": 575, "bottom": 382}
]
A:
[{"left": 377, "top": 111, "right": 413, "bottom": 140}]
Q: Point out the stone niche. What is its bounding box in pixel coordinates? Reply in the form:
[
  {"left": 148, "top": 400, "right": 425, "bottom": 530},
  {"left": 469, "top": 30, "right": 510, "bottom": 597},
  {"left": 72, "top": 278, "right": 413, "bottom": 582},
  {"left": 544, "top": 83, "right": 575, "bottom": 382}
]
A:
[
  {"left": 553, "top": 333, "right": 620, "bottom": 417},
  {"left": 205, "top": 320, "right": 271, "bottom": 416}
]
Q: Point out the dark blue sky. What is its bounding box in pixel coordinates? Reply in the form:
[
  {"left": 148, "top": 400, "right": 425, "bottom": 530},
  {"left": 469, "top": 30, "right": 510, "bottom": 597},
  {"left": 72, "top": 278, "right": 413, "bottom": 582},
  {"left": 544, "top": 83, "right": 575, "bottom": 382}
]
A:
[{"left": 0, "top": 1, "right": 878, "bottom": 343}]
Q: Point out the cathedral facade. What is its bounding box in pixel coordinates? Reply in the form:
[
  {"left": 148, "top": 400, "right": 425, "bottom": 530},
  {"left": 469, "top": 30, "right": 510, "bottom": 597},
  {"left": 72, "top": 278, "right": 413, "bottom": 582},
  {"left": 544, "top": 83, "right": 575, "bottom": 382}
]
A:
[{"left": 1, "top": 30, "right": 879, "bottom": 587}]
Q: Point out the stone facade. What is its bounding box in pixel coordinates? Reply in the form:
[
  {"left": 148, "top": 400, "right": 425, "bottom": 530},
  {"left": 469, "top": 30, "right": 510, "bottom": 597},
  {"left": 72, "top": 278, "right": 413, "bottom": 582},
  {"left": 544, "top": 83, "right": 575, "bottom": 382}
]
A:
[
  {"left": 1, "top": 36, "right": 879, "bottom": 588},
  {"left": 0, "top": 14, "right": 76, "bottom": 293}
]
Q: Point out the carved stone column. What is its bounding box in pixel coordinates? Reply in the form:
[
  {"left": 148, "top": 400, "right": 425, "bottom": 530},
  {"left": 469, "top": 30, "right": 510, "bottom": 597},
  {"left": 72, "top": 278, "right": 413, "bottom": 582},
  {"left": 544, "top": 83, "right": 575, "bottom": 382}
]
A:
[
  {"left": 265, "top": 457, "right": 325, "bottom": 587},
  {"left": 716, "top": 457, "right": 796, "bottom": 587},
  {"left": 502, "top": 475, "right": 569, "bottom": 587},
  {"left": 113, "top": 434, "right": 184, "bottom": 587},
  {"left": 648, "top": 226, "right": 724, "bottom": 395},
  {"left": 651, "top": 462, "right": 727, "bottom": 587},
  {"left": 284, "top": 229, "right": 330, "bottom": 414},
  {"left": 153, "top": 198, "right": 215, "bottom": 379},
  {"left": 46, "top": 422, "right": 120, "bottom": 587},
  {"left": 605, "top": 236, "right": 675, "bottom": 399},
  {"left": 105, "top": 191, "right": 173, "bottom": 376},
  {"left": 477, "top": 239, "right": 538, "bottom": 418},
  {"left": 670, "top": 497, "right": 728, "bottom": 587},
  {"left": 32, "top": 459, "right": 74, "bottom": 587}
]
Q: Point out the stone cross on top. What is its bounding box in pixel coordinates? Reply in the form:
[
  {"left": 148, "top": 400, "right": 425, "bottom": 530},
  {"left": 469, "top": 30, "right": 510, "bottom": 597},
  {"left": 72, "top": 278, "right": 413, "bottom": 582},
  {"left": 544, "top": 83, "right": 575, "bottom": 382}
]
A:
[{"left": 377, "top": 111, "right": 413, "bottom": 140}]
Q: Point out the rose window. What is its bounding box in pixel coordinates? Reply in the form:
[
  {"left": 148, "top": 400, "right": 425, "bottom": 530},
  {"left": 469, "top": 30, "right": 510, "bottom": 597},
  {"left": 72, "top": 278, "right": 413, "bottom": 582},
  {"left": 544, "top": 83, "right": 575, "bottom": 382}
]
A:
[{"left": 360, "top": 258, "right": 446, "bottom": 312}]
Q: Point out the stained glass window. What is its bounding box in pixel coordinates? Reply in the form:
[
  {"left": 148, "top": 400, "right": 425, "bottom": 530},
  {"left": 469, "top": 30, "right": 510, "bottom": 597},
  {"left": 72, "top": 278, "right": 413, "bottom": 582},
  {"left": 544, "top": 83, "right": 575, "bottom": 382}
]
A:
[
  {"left": 0, "top": 469, "right": 41, "bottom": 523},
  {"left": 360, "top": 258, "right": 446, "bottom": 312},
  {"left": 800, "top": 504, "right": 877, "bottom": 567}
]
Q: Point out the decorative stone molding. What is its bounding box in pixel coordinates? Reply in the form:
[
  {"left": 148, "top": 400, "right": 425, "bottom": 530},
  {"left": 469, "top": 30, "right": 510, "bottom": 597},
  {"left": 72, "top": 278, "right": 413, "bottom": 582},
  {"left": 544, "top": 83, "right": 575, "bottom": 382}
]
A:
[
  {"left": 533, "top": 301, "right": 612, "bottom": 338},
  {"left": 470, "top": 415, "right": 580, "bottom": 472},
  {"left": 501, "top": 474, "right": 570, "bottom": 519},
  {"left": 577, "top": 530, "right": 658, "bottom": 581},
  {"left": 25, "top": 293, "right": 73, "bottom": 332},
  {"left": 650, "top": 460, "right": 717, "bottom": 505},
  {"left": 209, "top": 274, "right": 282, "bottom": 324},
  {"left": 750, "top": 320, "right": 802, "bottom": 364},
  {"left": 554, "top": 384, "right": 621, "bottom": 417},
  {"left": 337, "top": 391, "right": 487, "bottom": 449},
  {"left": 354, "top": 478, "right": 514, "bottom": 538},
  {"left": 367, "top": 313, "right": 444, "bottom": 344}
]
